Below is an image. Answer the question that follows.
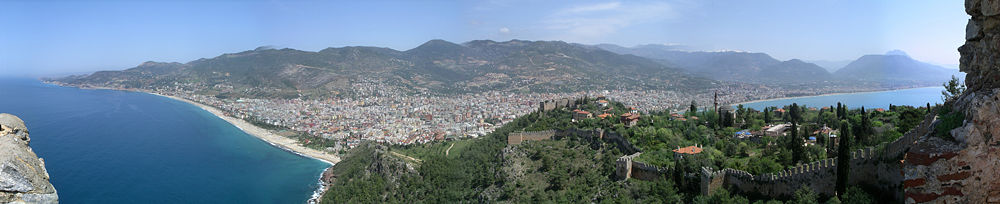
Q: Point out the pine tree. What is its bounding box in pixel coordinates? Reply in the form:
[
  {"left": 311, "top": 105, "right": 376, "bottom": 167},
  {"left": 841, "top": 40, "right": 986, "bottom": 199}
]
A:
[
  {"left": 689, "top": 100, "right": 697, "bottom": 115},
  {"left": 836, "top": 120, "right": 852, "bottom": 196},
  {"left": 790, "top": 120, "right": 802, "bottom": 164},
  {"left": 764, "top": 107, "right": 772, "bottom": 123},
  {"left": 836, "top": 102, "right": 842, "bottom": 119},
  {"left": 859, "top": 106, "right": 872, "bottom": 146}
]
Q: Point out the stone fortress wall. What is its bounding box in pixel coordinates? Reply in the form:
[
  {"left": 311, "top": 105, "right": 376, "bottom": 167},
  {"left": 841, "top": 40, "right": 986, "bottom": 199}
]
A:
[
  {"left": 539, "top": 98, "right": 575, "bottom": 112},
  {"left": 700, "top": 112, "right": 933, "bottom": 200},
  {"left": 506, "top": 130, "right": 557, "bottom": 145}
]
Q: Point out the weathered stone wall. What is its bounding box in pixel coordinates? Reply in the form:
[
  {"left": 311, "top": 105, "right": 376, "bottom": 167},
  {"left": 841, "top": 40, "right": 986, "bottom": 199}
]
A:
[
  {"left": 903, "top": 0, "right": 1000, "bottom": 203},
  {"left": 506, "top": 130, "right": 556, "bottom": 145},
  {"left": 538, "top": 97, "right": 580, "bottom": 112},
  {"left": 0, "top": 113, "right": 58, "bottom": 203},
  {"left": 630, "top": 161, "right": 670, "bottom": 181}
]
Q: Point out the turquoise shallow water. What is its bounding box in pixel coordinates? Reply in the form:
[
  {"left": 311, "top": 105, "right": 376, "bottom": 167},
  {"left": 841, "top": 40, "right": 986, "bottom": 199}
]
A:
[
  {"left": 737, "top": 87, "right": 946, "bottom": 110},
  {"left": 0, "top": 78, "right": 330, "bottom": 203}
]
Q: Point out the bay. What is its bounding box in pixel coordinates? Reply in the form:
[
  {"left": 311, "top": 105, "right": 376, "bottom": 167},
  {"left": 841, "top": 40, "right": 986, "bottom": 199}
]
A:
[
  {"left": 0, "top": 78, "right": 329, "bottom": 203},
  {"left": 737, "top": 86, "right": 946, "bottom": 110}
]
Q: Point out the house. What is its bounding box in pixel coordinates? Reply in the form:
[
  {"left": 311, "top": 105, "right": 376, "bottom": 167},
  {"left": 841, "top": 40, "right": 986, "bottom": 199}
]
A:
[
  {"left": 597, "top": 100, "right": 609, "bottom": 107},
  {"left": 812, "top": 125, "right": 834, "bottom": 136},
  {"left": 673, "top": 145, "right": 703, "bottom": 160},
  {"left": 774, "top": 108, "right": 786, "bottom": 117},
  {"left": 621, "top": 113, "right": 640, "bottom": 127},
  {"left": 765, "top": 124, "right": 790, "bottom": 137},
  {"left": 573, "top": 109, "right": 592, "bottom": 121},
  {"left": 597, "top": 113, "right": 612, "bottom": 119},
  {"left": 734, "top": 130, "right": 753, "bottom": 139}
]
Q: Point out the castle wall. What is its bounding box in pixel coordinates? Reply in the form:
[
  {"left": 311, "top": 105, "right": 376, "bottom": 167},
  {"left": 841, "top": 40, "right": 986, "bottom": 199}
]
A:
[
  {"left": 506, "top": 130, "right": 556, "bottom": 145},
  {"left": 697, "top": 113, "right": 931, "bottom": 200}
]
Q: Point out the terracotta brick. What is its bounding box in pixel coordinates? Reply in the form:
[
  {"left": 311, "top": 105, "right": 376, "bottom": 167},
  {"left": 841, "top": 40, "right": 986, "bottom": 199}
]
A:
[
  {"left": 942, "top": 186, "right": 965, "bottom": 196},
  {"left": 905, "top": 178, "right": 927, "bottom": 188},
  {"left": 904, "top": 152, "right": 959, "bottom": 166},
  {"left": 907, "top": 192, "right": 941, "bottom": 203},
  {"left": 937, "top": 171, "right": 972, "bottom": 182}
]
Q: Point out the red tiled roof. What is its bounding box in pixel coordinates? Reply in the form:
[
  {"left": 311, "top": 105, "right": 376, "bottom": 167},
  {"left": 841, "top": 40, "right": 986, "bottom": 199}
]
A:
[{"left": 673, "top": 146, "right": 703, "bottom": 154}]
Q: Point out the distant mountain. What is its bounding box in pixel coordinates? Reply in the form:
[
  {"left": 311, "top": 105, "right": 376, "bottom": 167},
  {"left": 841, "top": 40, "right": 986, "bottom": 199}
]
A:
[
  {"left": 758, "top": 59, "right": 832, "bottom": 82},
  {"left": 54, "top": 40, "right": 715, "bottom": 98},
  {"left": 834, "top": 53, "right": 962, "bottom": 83},
  {"left": 594, "top": 44, "right": 832, "bottom": 83},
  {"left": 805, "top": 59, "right": 853, "bottom": 73}
]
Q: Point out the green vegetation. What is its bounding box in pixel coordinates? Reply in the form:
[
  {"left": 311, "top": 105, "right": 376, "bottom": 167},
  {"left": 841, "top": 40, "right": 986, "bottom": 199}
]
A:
[
  {"left": 941, "top": 75, "right": 966, "bottom": 102},
  {"left": 836, "top": 120, "right": 851, "bottom": 196},
  {"left": 934, "top": 104, "right": 964, "bottom": 141},
  {"left": 322, "top": 97, "right": 921, "bottom": 203}
]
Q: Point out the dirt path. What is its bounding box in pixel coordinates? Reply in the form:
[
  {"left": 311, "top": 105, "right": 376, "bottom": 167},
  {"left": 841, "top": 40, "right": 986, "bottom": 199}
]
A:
[
  {"left": 445, "top": 143, "right": 456, "bottom": 156},
  {"left": 390, "top": 151, "right": 422, "bottom": 163}
]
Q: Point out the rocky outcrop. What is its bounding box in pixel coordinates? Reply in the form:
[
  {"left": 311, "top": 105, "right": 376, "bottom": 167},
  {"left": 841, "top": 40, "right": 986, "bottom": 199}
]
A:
[
  {"left": 902, "top": 1, "right": 1000, "bottom": 203},
  {"left": 0, "top": 113, "right": 58, "bottom": 203}
]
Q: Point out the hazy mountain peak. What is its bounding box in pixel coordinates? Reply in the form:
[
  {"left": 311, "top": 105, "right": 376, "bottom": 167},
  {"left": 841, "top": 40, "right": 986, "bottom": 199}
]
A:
[
  {"left": 254, "top": 46, "right": 278, "bottom": 51},
  {"left": 410, "top": 39, "right": 465, "bottom": 51},
  {"left": 885, "top": 49, "right": 909, "bottom": 57}
]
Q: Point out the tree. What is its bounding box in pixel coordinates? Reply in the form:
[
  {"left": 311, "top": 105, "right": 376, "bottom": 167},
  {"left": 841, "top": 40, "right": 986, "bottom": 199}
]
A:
[
  {"left": 857, "top": 106, "right": 872, "bottom": 146},
  {"left": 836, "top": 102, "right": 843, "bottom": 119},
  {"left": 792, "top": 185, "right": 819, "bottom": 204},
  {"left": 840, "top": 186, "right": 873, "bottom": 204},
  {"left": 790, "top": 103, "right": 802, "bottom": 123},
  {"left": 764, "top": 107, "right": 773, "bottom": 123},
  {"left": 836, "top": 120, "right": 852, "bottom": 196},
  {"left": 690, "top": 100, "right": 698, "bottom": 115},
  {"left": 790, "top": 119, "right": 803, "bottom": 164},
  {"left": 941, "top": 75, "right": 966, "bottom": 102}
]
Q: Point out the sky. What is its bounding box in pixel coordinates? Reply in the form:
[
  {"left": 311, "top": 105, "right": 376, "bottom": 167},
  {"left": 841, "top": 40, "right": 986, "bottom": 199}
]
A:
[{"left": 0, "top": 0, "right": 968, "bottom": 77}]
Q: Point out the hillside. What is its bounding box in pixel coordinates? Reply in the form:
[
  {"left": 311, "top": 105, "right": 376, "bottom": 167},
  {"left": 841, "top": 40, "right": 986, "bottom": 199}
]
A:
[
  {"left": 320, "top": 96, "right": 906, "bottom": 203},
  {"left": 594, "top": 44, "right": 833, "bottom": 84},
  {"left": 53, "top": 40, "right": 715, "bottom": 98}
]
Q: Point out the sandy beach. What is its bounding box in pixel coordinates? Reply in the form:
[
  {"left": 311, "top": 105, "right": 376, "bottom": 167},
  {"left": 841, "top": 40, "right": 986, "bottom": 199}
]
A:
[{"left": 155, "top": 93, "right": 341, "bottom": 165}]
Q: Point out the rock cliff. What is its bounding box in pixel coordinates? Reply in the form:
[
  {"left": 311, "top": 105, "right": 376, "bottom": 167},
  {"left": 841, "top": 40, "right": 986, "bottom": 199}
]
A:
[
  {"left": 902, "top": 0, "right": 1000, "bottom": 203},
  {"left": 0, "top": 113, "right": 58, "bottom": 203}
]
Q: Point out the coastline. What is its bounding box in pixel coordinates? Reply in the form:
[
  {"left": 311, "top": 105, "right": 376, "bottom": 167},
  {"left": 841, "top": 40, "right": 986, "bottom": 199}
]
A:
[
  {"left": 155, "top": 93, "right": 341, "bottom": 165},
  {"left": 730, "top": 86, "right": 938, "bottom": 106},
  {"left": 153, "top": 93, "right": 339, "bottom": 204},
  {"left": 41, "top": 81, "right": 339, "bottom": 203}
]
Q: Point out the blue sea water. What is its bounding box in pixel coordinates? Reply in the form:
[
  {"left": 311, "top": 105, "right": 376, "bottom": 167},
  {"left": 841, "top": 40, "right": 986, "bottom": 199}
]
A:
[
  {"left": 0, "top": 78, "right": 330, "bottom": 203},
  {"left": 737, "top": 87, "right": 946, "bottom": 110}
]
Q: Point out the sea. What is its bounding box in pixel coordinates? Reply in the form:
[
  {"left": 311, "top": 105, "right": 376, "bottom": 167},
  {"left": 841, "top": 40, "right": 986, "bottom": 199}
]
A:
[
  {"left": 0, "top": 78, "right": 330, "bottom": 203},
  {"left": 736, "top": 86, "right": 947, "bottom": 110}
]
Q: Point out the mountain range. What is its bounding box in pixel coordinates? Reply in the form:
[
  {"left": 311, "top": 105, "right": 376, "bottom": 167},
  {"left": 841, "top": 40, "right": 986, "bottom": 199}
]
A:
[
  {"left": 596, "top": 44, "right": 960, "bottom": 85},
  {"left": 53, "top": 40, "right": 714, "bottom": 98},
  {"left": 53, "top": 39, "right": 960, "bottom": 98},
  {"left": 833, "top": 51, "right": 963, "bottom": 83}
]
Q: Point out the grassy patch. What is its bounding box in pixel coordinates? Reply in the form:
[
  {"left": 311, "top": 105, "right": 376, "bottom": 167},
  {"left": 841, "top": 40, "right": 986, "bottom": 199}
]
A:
[{"left": 934, "top": 105, "right": 964, "bottom": 141}]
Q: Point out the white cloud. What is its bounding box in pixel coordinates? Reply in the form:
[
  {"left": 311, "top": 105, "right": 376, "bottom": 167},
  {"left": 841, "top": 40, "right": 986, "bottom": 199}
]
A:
[
  {"left": 561, "top": 2, "right": 620, "bottom": 14},
  {"left": 499, "top": 27, "right": 510, "bottom": 34},
  {"left": 543, "top": 1, "right": 675, "bottom": 42}
]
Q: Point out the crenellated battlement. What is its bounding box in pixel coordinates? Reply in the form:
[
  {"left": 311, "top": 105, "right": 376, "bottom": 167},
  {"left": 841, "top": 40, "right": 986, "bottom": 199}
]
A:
[
  {"left": 696, "top": 112, "right": 934, "bottom": 199},
  {"left": 506, "top": 130, "right": 557, "bottom": 145}
]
